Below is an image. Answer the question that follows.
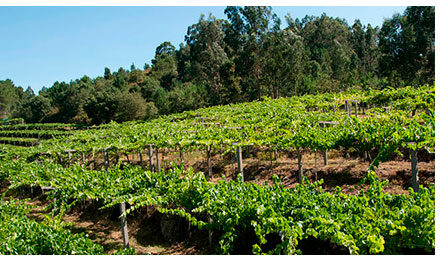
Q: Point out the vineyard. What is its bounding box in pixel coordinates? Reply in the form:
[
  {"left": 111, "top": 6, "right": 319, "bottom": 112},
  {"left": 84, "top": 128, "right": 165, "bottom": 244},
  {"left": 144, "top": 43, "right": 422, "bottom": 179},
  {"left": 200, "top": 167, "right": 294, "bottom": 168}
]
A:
[{"left": 0, "top": 85, "right": 435, "bottom": 255}]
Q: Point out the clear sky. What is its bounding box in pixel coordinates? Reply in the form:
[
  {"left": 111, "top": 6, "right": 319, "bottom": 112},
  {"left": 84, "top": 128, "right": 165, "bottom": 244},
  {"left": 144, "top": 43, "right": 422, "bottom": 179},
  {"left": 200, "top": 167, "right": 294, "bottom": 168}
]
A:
[{"left": 0, "top": 5, "right": 408, "bottom": 93}]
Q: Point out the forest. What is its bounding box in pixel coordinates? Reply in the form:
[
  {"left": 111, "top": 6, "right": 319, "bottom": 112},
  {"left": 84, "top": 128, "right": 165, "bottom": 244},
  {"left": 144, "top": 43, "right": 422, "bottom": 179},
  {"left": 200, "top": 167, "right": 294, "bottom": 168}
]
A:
[{"left": 0, "top": 6, "right": 435, "bottom": 125}]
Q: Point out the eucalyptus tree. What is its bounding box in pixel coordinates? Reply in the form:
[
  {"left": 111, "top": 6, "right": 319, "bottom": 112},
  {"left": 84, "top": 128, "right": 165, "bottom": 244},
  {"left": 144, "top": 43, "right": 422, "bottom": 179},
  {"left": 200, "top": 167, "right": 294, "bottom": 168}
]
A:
[
  {"left": 224, "top": 6, "right": 278, "bottom": 101},
  {"left": 379, "top": 6, "right": 434, "bottom": 86},
  {"left": 151, "top": 41, "right": 178, "bottom": 91},
  {"left": 184, "top": 14, "right": 230, "bottom": 105}
]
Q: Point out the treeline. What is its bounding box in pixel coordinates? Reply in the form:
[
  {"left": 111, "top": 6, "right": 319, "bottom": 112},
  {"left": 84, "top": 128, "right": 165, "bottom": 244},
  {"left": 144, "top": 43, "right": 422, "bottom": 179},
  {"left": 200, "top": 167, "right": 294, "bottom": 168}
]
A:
[{"left": 0, "top": 6, "right": 434, "bottom": 124}]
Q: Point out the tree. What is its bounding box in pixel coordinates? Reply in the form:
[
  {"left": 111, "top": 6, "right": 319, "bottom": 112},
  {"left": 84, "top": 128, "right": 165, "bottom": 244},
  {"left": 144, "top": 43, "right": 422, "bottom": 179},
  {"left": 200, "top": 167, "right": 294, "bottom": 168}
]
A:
[
  {"left": 184, "top": 14, "right": 230, "bottom": 105},
  {"left": 224, "top": 6, "right": 279, "bottom": 100},
  {"left": 45, "top": 80, "right": 90, "bottom": 123},
  {"left": 0, "top": 79, "right": 19, "bottom": 119},
  {"left": 17, "top": 95, "right": 51, "bottom": 123},
  {"left": 145, "top": 102, "right": 158, "bottom": 120},
  {"left": 151, "top": 42, "right": 178, "bottom": 90},
  {"left": 104, "top": 67, "right": 112, "bottom": 80},
  {"left": 114, "top": 91, "right": 147, "bottom": 122},
  {"left": 152, "top": 87, "right": 170, "bottom": 115},
  {"left": 139, "top": 76, "right": 161, "bottom": 101},
  {"left": 167, "top": 81, "right": 206, "bottom": 113},
  {"left": 300, "top": 14, "right": 355, "bottom": 90},
  {"left": 262, "top": 23, "right": 306, "bottom": 97},
  {"left": 84, "top": 88, "right": 119, "bottom": 125},
  {"left": 379, "top": 6, "right": 435, "bottom": 85}
]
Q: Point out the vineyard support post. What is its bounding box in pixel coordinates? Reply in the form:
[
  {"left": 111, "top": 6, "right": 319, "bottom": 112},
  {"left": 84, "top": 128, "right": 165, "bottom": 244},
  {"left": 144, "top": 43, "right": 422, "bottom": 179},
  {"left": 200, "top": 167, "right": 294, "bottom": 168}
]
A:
[
  {"left": 348, "top": 101, "right": 351, "bottom": 116},
  {"left": 104, "top": 149, "right": 109, "bottom": 171},
  {"left": 115, "top": 151, "right": 120, "bottom": 164},
  {"left": 410, "top": 148, "right": 419, "bottom": 192},
  {"left": 65, "top": 149, "right": 76, "bottom": 167},
  {"left": 81, "top": 152, "right": 85, "bottom": 165},
  {"left": 318, "top": 121, "right": 338, "bottom": 165},
  {"left": 314, "top": 150, "right": 318, "bottom": 181},
  {"left": 104, "top": 147, "right": 130, "bottom": 249},
  {"left": 156, "top": 148, "right": 161, "bottom": 173},
  {"left": 354, "top": 102, "right": 358, "bottom": 117},
  {"left": 180, "top": 146, "right": 184, "bottom": 164},
  {"left": 139, "top": 150, "right": 143, "bottom": 166},
  {"left": 68, "top": 150, "right": 72, "bottom": 167},
  {"left": 119, "top": 202, "right": 130, "bottom": 249},
  {"left": 207, "top": 145, "right": 212, "bottom": 178},
  {"left": 125, "top": 153, "right": 130, "bottom": 164},
  {"left": 297, "top": 149, "right": 303, "bottom": 184},
  {"left": 148, "top": 144, "right": 154, "bottom": 172},
  {"left": 236, "top": 145, "right": 244, "bottom": 182}
]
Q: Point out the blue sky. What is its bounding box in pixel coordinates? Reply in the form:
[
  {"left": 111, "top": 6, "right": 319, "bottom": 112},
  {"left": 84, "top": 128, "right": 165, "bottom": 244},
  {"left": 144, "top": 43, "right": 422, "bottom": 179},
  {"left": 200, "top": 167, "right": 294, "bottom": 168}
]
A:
[{"left": 0, "top": 6, "right": 408, "bottom": 93}]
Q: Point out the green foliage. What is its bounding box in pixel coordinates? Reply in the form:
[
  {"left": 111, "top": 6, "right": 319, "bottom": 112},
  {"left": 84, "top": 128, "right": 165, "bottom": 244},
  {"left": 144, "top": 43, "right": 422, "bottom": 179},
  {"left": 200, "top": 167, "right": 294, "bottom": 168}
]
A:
[
  {"left": 18, "top": 95, "right": 52, "bottom": 123},
  {"left": 83, "top": 89, "right": 119, "bottom": 125},
  {"left": 0, "top": 198, "right": 104, "bottom": 255},
  {"left": 0, "top": 80, "right": 30, "bottom": 120},
  {"left": 0, "top": 159, "right": 434, "bottom": 255},
  {"left": 16, "top": 85, "right": 432, "bottom": 174},
  {"left": 379, "top": 7, "right": 435, "bottom": 86},
  {"left": 114, "top": 92, "right": 147, "bottom": 122}
]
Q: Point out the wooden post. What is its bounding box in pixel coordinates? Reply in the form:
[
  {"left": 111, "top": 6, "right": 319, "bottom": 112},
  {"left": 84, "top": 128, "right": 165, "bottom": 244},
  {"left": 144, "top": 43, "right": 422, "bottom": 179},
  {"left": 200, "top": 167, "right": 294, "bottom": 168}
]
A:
[
  {"left": 81, "top": 152, "right": 85, "bottom": 165},
  {"left": 104, "top": 148, "right": 109, "bottom": 171},
  {"left": 119, "top": 202, "right": 130, "bottom": 249},
  {"left": 139, "top": 150, "right": 143, "bottom": 166},
  {"left": 125, "top": 153, "right": 130, "bottom": 164},
  {"left": 297, "top": 149, "right": 303, "bottom": 184},
  {"left": 314, "top": 150, "right": 318, "bottom": 181},
  {"left": 274, "top": 149, "right": 278, "bottom": 161},
  {"left": 148, "top": 144, "right": 154, "bottom": 172},
  {"left": 207, "top": 145, "right": 212, "bottom": 178},
  {"left": 156, "top": 148, "right": 161, "bottom": 173},
  {"left": 179, "top": 146, "right": 184, "bottom": 164},
  {"left": 67, "top": 150, "right": 72, "bottom": 167},
  {"left": 318, "top": 121, "right": 338, "bottom": 165},
  {"left": 103, "top": 148, "right": 129, "bottom": 249},
  {"left": 410, "top": 148, "right": 419, "bottom": 192},
  {"left": 65, "top": 149, "right": 76, "bottom": 167},
  {"left": 115, "top": 151, "right": 120, "bottom": 164},
  {"left": 236, "top": 145, "right": 243, "bottom": 182},
  {"left": 348, "top": 101, "right": 352, "bottom": 116},
  {"left": 354, "top": 101, "right": 358, "bottom": 117}
]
